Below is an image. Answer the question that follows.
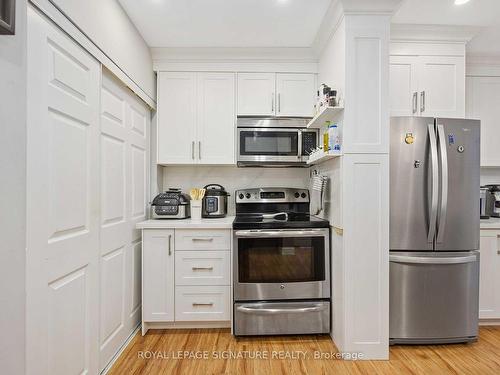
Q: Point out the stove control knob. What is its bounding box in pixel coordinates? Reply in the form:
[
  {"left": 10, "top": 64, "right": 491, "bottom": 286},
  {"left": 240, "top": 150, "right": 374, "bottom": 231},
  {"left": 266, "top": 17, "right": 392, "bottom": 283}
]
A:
[
  {"left": 301, "top": 192, "right": 307, "bottom": 198},
  {"left": 294, "top": 192, "right": 300, "bottom": 198},
  {"left": 238, "top": 193, "right": 244, "bottom": 199},
  {"left": 245, "top": 193, "right": 251, "bottom": 199}
]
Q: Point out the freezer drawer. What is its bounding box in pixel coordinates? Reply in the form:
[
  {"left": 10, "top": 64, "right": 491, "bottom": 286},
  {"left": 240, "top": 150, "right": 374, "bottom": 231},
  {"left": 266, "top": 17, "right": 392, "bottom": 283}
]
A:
[
  {"left": 234, "top": 301, "right": 330, "bottom": 336},
  {"left": 390, "top": 251, "right": 479, "bottom": 344}
]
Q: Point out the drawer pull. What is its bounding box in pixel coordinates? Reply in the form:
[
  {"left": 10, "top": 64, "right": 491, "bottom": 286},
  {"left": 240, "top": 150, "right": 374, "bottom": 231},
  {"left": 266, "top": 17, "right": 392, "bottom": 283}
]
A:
[
  {"left": 192, "top": 302, "right": 214, "bottom": 307},
  {"left": 192, "top": 266, "right": 214, "bottom": 271},
  {"left": 192, "top": 237, "right": 214, "bottom": 241}
]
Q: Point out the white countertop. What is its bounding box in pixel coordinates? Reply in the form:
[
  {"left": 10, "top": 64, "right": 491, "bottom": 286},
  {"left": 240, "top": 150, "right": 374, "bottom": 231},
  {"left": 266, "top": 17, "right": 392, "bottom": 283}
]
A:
[
  {"left": 480, "top": 218, "right": 500, "bottom": 229},
  {"left": 136, "top": 216, "right": 235, "bottom": 229}
]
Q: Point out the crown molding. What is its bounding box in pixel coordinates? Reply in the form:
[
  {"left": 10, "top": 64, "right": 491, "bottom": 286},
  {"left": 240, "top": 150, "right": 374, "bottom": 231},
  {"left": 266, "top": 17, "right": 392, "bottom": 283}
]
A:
[
  {"left": 391, "top": 23, "right": 482, "bottom": 43},
  {"left": 311, "top": 0, "right": 344, "bottom": 57}
]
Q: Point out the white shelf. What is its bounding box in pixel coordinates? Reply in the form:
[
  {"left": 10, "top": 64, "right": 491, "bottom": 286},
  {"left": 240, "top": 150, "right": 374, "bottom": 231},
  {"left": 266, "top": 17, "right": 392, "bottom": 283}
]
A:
[
  {"left": 307, "top": 106, "right": 344, "bottom": 129},
  {"left": 307, "top": 150, "right": 342, "bottom": 165}
]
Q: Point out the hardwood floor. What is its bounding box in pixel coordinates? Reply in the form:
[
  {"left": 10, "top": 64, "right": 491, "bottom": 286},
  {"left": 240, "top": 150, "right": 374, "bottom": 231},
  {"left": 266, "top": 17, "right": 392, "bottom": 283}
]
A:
[{"left": 109, "top": 327, "right": 500, "bottom": 374}]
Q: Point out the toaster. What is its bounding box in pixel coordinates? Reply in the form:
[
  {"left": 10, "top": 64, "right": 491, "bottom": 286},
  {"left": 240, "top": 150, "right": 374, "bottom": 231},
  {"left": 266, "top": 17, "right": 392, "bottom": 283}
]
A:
[{"left": 151, "top": 189, "right": 191, "bottom": 219}]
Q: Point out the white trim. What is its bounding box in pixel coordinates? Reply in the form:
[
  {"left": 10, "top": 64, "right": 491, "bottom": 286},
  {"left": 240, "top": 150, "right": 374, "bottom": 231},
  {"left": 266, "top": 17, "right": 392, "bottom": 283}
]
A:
[
  {"left": 479, "top": 319, "right": 500, "bottom": 326},
  {"left": 311, "top": 0, "right": 344, "bottom": 56},
  {"left": 29, "top": 0, "right": 156, "bottom": 109},
  {"left": 143, "top": 321, "right": 231, "bottom": 333},
  {"left": 391, "top": 24, "right": 481, "bottom": 44},
  {"left": 390, "top": 41, "right": 466, "bottom": 57},
  {"left": 466, "top": 54, "right": 500, "bottom": 77},
  {"left": 100, "top": 325, "right": 140, "bottom": 375}
]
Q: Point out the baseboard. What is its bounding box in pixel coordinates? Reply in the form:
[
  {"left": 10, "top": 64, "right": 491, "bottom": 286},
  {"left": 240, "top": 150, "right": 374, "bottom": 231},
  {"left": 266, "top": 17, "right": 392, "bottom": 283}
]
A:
[
  {"left": 100, "top": 324, "right": 141, "bottom": 375},
  {"left": 143, "top": 320, "right": 231, "bottom": 334},
  {"left": 479, "top": 319, "right": 500, "bottom": 326}
]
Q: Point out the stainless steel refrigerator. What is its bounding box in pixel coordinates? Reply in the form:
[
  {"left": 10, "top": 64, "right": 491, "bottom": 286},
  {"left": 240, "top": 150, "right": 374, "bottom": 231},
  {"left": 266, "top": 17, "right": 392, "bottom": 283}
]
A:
[{"left": 390, "top": 117, "right": 480, "bottom": 344}]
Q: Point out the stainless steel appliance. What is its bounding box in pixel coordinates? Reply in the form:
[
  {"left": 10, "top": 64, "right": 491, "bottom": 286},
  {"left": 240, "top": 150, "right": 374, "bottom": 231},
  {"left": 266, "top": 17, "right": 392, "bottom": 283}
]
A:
[
  {"left": 390, "top": 116, "right": 480, "bottom": 344},
  {"left": 480, "top": 187, "right": 494, "bottom": 219},
  {"left": 202, "top": 184, "right": 229, "bottom": 218},
  {"left": 151, "top": 188, "right": 191, "bottom": 219},
  {"left": 237, "top": 117, "right": 318, "bottom": 167},
  {"left": 483, "top": 185, "right": 500, "bottom": 218},
  {"left": 232, "top": 187, "right": 330, "bottom": 336}
]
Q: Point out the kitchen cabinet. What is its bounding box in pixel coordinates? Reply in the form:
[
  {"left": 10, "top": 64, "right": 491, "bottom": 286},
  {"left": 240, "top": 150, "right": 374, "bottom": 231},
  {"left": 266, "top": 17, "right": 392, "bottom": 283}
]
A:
[
  {"left": 140, "top": 225, "right": 232, "bottom": 333},
  {"left": 479, "top": 230, "right": 500, "bottom": 320},
  {"left": 466, "top": 76, "right": 500, "bottom": 167},
  {"left": 142, "top": 229, "right": 175, "bottom": 322},
  {"left": 237, "top": 72, "right": 315, "bottom": 117},
  {"left": 157, "top": 72, "right": 235, "bottom": 165},
  {"left": 390, "top": 55, "right": 465, "bottom": 118}
]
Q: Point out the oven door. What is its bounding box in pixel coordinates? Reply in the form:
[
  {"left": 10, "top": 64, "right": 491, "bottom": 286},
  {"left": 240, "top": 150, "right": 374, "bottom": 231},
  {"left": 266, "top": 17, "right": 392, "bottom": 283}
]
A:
[
  {"left": 233, "top": 228, "right": 330, "bottom": 301},
  {"left": 237, "top": 128, "right": 302, "bottom": 164}
]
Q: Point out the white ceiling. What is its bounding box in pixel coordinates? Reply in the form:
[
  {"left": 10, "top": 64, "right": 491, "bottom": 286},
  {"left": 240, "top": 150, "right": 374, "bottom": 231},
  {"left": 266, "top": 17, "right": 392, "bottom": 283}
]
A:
[
  {"left": 393, "top": 0, "right": 500, "bottom": 56},
  {"left": 118, "top": 0, "right": 332, "bottom": 48}
]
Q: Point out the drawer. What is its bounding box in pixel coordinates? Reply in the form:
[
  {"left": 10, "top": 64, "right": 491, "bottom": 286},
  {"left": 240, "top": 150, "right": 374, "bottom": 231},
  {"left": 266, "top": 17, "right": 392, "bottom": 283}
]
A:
[
  {"left": 175, "top": 251, "right": 230, "bottom": 286},
  {"left": 175, "top": 229, "right": 230, "bottom": 251},
  {"left": 175, "top": 286, "right": 230, "bottom": 321}
]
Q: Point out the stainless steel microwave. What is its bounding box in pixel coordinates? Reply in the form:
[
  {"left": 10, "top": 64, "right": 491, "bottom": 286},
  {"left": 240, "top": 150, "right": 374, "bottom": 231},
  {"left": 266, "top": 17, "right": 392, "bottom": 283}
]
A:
[{"left": 237, "top": 117, "right": 318, "bottom": 167}]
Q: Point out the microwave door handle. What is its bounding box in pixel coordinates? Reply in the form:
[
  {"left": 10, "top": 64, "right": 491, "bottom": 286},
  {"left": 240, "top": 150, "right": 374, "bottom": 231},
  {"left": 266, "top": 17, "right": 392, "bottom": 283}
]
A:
[
  {"left": 298, "top": 130, "right": 302, "bottom": 160},
  {"left": 436, "top": 124, "right": 448, "bottom": 244},
  {"left": 428, "top": 124, "right": 439, "bottom": 243}
]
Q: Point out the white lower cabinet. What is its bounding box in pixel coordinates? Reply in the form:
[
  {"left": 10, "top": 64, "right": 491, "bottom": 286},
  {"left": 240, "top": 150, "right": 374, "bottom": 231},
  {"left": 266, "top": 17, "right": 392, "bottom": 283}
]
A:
[
  {"left": 142, "top": 228, "right": 231, "bottom": 331},
  {"left": 479, "top": 230, "right": 500, "bottom": 320}
]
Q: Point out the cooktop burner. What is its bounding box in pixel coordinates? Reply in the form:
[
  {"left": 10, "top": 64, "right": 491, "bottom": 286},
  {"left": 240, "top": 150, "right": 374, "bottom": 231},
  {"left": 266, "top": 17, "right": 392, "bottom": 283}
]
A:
[{"left": 233, "top": 212, "right": 329, "bottom": 229}]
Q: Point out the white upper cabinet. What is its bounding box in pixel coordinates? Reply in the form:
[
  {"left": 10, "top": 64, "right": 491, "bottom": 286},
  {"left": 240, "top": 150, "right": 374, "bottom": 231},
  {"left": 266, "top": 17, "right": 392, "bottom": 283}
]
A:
[
  {"left": 389, "top": 56, "right": 419, "bottom": 116},
  {"left": 276, "top": 73, "right": 315, "bottom": 117},
  {"left": 237, "top": 72, "right": 315, "bottom": 117},
  {"left": 237, "top": 73, "right": 275, "bottom": 116},
  {"left": 466, "top": 76, "right": 500, "bottom": 167},
  {"left": 197, "top": 73, "right": 236, "bottom": 164},
  {"left": 158, "top": 72, "right": 197, "bottom": 164},
  {"left": 418, "top": 56, "right": 465, "bottom": 118},
  {"left": 390, "top": 52, "right": 465, "bottom": 118},
  {"left": 157, "top": 72, "right": 236, "bottom": 165}
]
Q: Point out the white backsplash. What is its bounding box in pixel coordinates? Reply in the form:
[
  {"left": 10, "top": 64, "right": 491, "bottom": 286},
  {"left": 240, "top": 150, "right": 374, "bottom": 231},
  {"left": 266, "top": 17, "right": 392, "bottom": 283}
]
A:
[
  {"left": 481, "top": 168, "right": 500, "bottom": 186},
  {"left": 161, "top": 166, "right": 310, "bottom": 215}
]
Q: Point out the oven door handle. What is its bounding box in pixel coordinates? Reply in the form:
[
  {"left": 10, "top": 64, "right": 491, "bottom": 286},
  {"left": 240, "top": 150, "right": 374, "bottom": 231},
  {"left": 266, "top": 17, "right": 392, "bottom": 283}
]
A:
[
  {"left": 234, "top": 229, "right": 327, "bottom": 238},
  {"left": 236, "top": 303, "right": 327, "bottom": 315}
]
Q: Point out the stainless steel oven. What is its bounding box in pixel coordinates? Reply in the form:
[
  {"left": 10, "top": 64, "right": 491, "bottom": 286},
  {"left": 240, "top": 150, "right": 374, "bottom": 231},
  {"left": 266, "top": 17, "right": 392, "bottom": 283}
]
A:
[
  {"left": 237, "top": 117, "right": 318, "bottom": 167},
  {"left": 233, "top": 228, "right": 330, "bottom": 301}
]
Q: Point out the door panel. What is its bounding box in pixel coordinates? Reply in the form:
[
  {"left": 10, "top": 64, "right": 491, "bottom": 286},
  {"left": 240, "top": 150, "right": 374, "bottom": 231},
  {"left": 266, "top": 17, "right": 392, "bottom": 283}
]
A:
[
  {"left": 478, "top": 232, "right": 500, "bottom": 319},
  {"left": 435, "top": 118, "right": 480, "bottom": 251},
  {"left": 157, "top": 72, "right": 197, "bottom": 163},
  {"left": 389, "top": 56, "right": 419, "bottom": 116},
  {"left": 418, "top": 56, "right": 465, "bottom": 118},
  {"left": 276, "top": 73, "right": 315, "bottom": 117},
  {"left": 237, "top": 73, "right": 275, "bottom": 116},
  {"left": 197, "top": 72, "right": 236, "bottom": 164},
  {"left": 26, "top": 8, "right": 100, "bottom": 374},
  {"left": 390, "top": 251, "right": 479, "bottom": 342},
  {"left": 390, "top": 117, "right": 435, "bottom": 251}
]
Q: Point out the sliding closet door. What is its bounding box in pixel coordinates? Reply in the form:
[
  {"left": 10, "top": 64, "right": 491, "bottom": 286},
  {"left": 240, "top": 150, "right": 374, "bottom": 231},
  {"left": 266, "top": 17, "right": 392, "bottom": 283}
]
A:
[
  {"left": 26, "top": 7, "right": 100, "bottom": 375},
  {"left": 99, "top": 71, "right": 149, "bottom": 370}
]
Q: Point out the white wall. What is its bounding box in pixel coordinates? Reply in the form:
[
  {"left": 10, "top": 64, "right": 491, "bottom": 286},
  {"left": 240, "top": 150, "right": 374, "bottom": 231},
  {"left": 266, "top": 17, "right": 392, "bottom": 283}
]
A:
[
  {"left": 0, "top": 1, "right": 27, "bottom": 374},
  {"left": 318, "top": 18, "right": 345, "bottom": 100},
  {"left": 162, "top": 166, "right": 310, "bottom": 215},
  {"left": 52, "top": 0, "right": 155, "bottom": 100}
]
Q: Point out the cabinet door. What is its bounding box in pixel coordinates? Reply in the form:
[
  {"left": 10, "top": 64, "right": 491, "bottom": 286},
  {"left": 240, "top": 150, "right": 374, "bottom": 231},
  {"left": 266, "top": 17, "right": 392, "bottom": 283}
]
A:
[
  {"left": 466, "top": 76, "right": 500, "bottom": 167},
  {"left": 197, "top": 73, "right": 236, "bottom": 164},
  {"left": 157, "top": 72, "right": 197, "bottom": 164},
  {"left": 276, "top": 73, "right": 315, "bottom": 117},
  {"left": 479, "top": 231, "right": 500, "bottom": 319},
  {"left": 142, "top": 229, "right": 175, "bottom": 322},
  {"left": 389, "top": 56, "right": 419, "bottom": 116},
  {"left": 237, "top": 73, "right": 275, "bottom": 116},
  {"left": 418, "top": 56, "right": 465, "bottom": 118}
]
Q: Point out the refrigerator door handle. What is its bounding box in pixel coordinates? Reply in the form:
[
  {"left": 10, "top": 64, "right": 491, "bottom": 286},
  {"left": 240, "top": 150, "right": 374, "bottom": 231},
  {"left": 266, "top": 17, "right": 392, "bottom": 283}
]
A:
[
  {"left": 427, "top": 124, "right": 439, "bottom": 243},
  {"left": 436, "top": 124, "right": 448, "bottom": 244},
  {"left": 390, "top": 254, "right": 477, "bottom": 265}
]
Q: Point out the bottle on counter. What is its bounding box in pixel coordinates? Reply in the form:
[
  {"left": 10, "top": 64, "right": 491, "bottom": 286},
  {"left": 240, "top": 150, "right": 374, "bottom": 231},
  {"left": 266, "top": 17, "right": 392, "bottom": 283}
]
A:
[
  {"left": 323, "top": 120, "right": 331, "bottom": 152},
  {"left": 328, "top": 123, "right": 341, "bottom": 152}
]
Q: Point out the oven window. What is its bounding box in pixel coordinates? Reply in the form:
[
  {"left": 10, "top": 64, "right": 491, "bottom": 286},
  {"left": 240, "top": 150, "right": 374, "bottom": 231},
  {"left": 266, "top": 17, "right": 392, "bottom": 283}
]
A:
[
  {"left": 239, "top": 131, "right": 298, "bottom": 156},
  {"left": 238, "top": 237, "right": 325, "bottom": 283}
]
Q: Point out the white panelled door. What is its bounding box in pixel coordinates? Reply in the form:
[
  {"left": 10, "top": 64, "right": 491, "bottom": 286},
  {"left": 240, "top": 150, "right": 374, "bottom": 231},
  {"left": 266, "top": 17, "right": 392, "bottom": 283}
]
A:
[
  {"left": 157, "top": 72, "right": 197, "bottom": 164},
  {"left": 26, "top": 8, "right": 100, "bottom": 375},
  {"left": 237, "top": 72, "right": 275, "bottom": 116},
  {"left": 99, "top": 71, "right": 149, "bottom": 370},
  {"left": 197, "top": 72, "right": 236, "bottom": 164},
  {"left": 389, "top": 56, "right": 419, "bottom": 116},
  {"left": 276, "top": 73, "right": 315, "bottom": 117}
]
